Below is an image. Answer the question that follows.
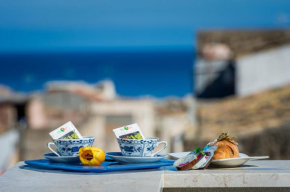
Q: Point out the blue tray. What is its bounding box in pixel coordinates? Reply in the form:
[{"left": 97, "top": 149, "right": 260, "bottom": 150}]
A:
[{"left": 24, "top": 159, "right": 174, "bottom": 173}]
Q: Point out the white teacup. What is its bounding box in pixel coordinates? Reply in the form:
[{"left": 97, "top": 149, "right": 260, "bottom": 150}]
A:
[
  {"left": 47, "top": 136, "right": 95, "bottom": 157},
  {"left": 117, "top": 137, "right": 167, "bottom": 157}
]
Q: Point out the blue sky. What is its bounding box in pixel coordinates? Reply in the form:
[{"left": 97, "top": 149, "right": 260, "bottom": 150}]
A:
[{"left": 0, "top": 0, "right": 290, "bottom": 53}]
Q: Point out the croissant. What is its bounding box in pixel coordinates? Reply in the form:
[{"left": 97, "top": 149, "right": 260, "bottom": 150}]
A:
[
  {"left": 211, "top": 132, "right": 239, "bottom": 160},
  {"left": 213, "top": 140, "right": 239, "bottom": 159}
]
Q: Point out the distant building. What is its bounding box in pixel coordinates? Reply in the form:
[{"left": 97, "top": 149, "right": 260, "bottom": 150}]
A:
[
  {"left": 46, "top": 79, "right": 116, "bottom": 101},
  {"left": 85, "top": 99, "right": 156, "bottom": 152},
  {"left": 0, "top": 85, "right": 27, "bottom": 132},
  {"left": 27, "top": 80, "right": 116, "bottom": 129},
  {"left": 192, "top": 30, "right": 290, "bottom": 160},
  {"left": 195, "top": 30, "right": 290, "bottom": 98}
]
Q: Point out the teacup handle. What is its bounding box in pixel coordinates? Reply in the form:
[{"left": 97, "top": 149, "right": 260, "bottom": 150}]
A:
[
  {"left": 151, "top": 141, "right": 167, "bottom": 157},
  {"left": 47, "top": 142, "right": 61, "bottom": 157}
]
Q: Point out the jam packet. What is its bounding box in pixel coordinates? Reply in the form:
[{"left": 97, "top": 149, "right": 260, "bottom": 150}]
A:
[
  {"left": 49, "top": 121, "right": 83, "bottom": 140},
  {"left": 113, "top": 123, "right": 145, "bottom": 140},
  {"left": 173, "top": 146, "right": 218, "bottom": 171},
  {"left": 200, "top": 145, "right": 218, "bottom": 169},
  {"left": 173, "top": 148, "right": 207, "bottom": 170}
]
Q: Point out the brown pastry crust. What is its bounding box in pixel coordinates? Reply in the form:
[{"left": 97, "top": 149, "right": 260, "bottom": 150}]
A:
[
  {"left": 213, "top": 140, "right": 239, "bottom": 159},
  {"left": 211, "top": 132, "right": 239, "bottom": 160}
]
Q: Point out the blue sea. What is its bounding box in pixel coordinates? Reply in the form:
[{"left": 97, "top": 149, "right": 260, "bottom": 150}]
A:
[{"left": 0, "top": 50, "right": 194, "bottom": 98}]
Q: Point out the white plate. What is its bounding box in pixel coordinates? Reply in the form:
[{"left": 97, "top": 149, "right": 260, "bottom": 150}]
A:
[
  {"left": 106, "top": 152, "right": 167, "bottom": 164},
  {"left": 211, "top": 153, "right": 269, "bottom": 167},
  {"left": 168, "top": 152, "right": 269, "bottom": 167},
  {"left": 44, "top": 153, "right": 80, "bottom": 164},
  {"left": 168, "top": 152, "right": 190, "bottom": 159}
]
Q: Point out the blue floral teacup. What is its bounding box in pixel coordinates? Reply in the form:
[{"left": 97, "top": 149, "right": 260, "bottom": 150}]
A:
[
  {"left": 47, "top": 136, "right": 95, "bottom": 157},
  {"left": 117, "top": 137, "right": 167, "bottom": 157}
]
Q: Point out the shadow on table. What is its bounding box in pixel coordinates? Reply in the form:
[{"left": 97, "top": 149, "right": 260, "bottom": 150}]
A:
[
  {"left": 208, "top": 164, "right": 258, "bottom": 169},
  {"left": 19, "top": 165, "right": 166, "bottom": 175},
  {"left": 164, "top": 164, "right": 280, "bottom": 172}
]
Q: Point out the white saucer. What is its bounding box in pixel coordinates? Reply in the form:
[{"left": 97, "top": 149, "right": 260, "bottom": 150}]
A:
[
  {"left": 168, "top": 152, "right": 269, "bottom": 167},
  {"left": 211, "top": 153, "right": 269, "bottom": 167},
  {"left": 106, "top": 152, "right": 168, "bottom": 164},
  {"left": 44, "top": 153, "right": 80, "bottom": 164}
]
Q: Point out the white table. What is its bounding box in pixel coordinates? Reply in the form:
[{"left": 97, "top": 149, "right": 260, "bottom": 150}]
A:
[{"left": 1, "top": 161, "right": 290, "bottom": 192}]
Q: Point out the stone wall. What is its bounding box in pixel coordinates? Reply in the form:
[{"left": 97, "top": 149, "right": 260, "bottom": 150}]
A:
[{"left": 196, "top": 84, "right": 290, "bottom": 141}]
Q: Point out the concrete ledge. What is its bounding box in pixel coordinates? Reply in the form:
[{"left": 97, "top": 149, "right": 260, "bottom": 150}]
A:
[
  {"left": 163, "top": 188, "right": 290, "bottom": 192},
  {"left": 163, "top": 161, "right": 290, "bottom": 189},
  {"left": 1, "top": 160, "right": 290, "bottom": 192}
]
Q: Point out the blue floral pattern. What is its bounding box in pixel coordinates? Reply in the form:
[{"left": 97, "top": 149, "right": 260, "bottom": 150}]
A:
[
  {"left": 51, "top": 137, "right": 94, "bottom": 156},
  {"left": 55, "top": 139, "right": 94, "bottom": 145},
  {"left": 117, "top": 137, "right": 159, "bottom": 157}
]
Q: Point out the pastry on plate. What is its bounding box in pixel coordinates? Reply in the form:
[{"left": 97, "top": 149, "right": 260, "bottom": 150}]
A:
[{"left": 208, "top": 132, "right": 239, "bottom": 160}]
